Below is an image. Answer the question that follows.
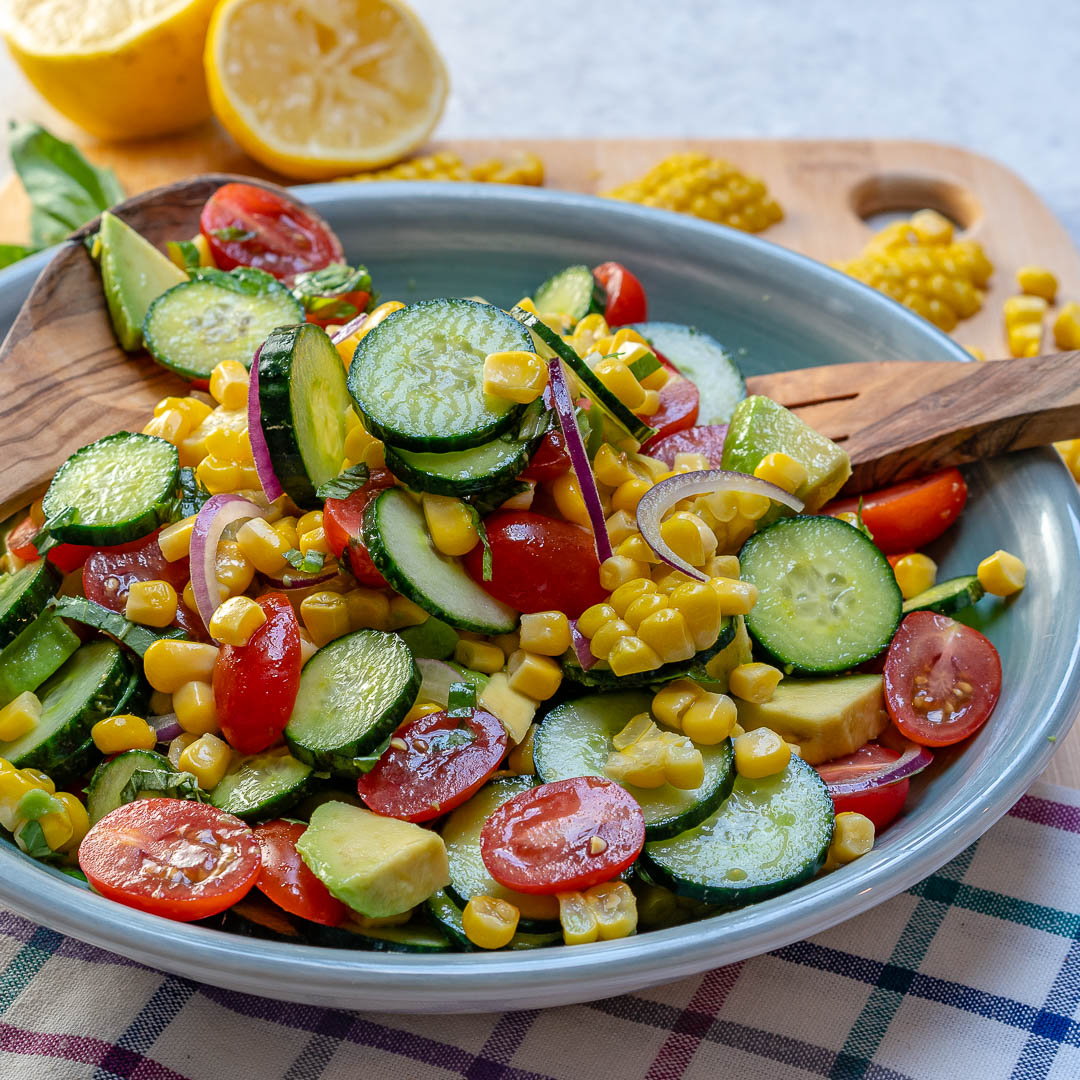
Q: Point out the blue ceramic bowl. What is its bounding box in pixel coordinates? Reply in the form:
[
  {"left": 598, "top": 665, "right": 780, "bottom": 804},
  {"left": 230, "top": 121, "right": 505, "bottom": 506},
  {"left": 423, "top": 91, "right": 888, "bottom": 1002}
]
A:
[{"left": 1, "top": 183, "right": 1077, "bottom": 1012}]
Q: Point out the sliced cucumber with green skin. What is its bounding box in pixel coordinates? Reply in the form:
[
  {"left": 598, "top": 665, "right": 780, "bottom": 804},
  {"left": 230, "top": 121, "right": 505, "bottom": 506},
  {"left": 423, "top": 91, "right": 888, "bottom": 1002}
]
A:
[
  {"left": 49, "top": 595, "right": 186, "bottom": 657},
  {"left": 210, "top": 747, "right": 315, "bottom": 821},
  {"left": 87, "top": 749, "right": 174, "bottom": 825},
  {"left": 348, "top": 299, "right": 530, "bottom": 452},
  {"left": 0, "top": 641, "right": 130, "bottom": 772},
  {"left": 383, "top": 432, "right": 533, "bottom": 497},
  {"left": 740, "top": 515, "right": 902, "bottom": 674},
  {"left": 42, "top": 433, "right": 179, "bottom": 546},
  {"left": 426, "top": 889, "right": 562, "bottom": 951},
  {"left": 632, "top": 322, "right": 746, "bottom": 425},
  {"left": 363, "top": 488, "right": 518, "bottom": 634},
  {"left": 641, "top": 755, "right": 834, "bottom": 907},
  {"left": 306, "top": 918, "right": 456, "bottom": 953},
  {"left": 257, "top": 323, "right": 350, "bottom": 510},
  {"left": 535, "top": 692, "right": 736, "bottom": 841},
  {"left": 0, "top": 560, "right": 59, "bottom": 648},
  {"left": 510, "top": 307, "right": 656, "bottom": 443},
  {"left": 142, "top": 266, "right": 304, "bottom": 380},
  {"left": 902, "top": 574, "right": 985, "bottom": 616},
  {"left": 533, "top": 265, "right": 605, "bottom": 323},
  {"left": 284, "top": 628, "right": 419, "bottom": 775},
  {"left": 561, "top": 617, "right": 737, "bottom": 688},
  {"left": 0, "top": 609, "right": 81, "bottom": 707},
  {"left": 176, "top": 466, "right": 211, "bottom": 520}
]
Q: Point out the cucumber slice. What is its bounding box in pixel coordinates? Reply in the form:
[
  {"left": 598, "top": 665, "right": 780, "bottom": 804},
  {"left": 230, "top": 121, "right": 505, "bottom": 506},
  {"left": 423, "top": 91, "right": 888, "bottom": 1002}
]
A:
[
  {"left": 210, "top": 747, "right": 314, "bottom": 821},
  {"left": 0, "top": 609, "right": 81, "bottom": 707},
  {"left": 383, "top": 433, "right": 532, "bottom": 497},
  {"left": 510, "top": 307, "right": 657, "bottom": 443},
  {"left": 257, "top": 323, "right": 350, "bottom": 510},
  {"left": 307, "top": 918, "right": 456, "bottom": 953},
  {"left": 426, "top": 889, "right": 561, "bottom": 951},
  {"left": 348, "top": 299, "right": 530, "bottom": 452},
  {"left": 176, "top": 466, "right": 211, "bottom": 519},
  {"left": 535, "top": 692, "right": 736, "bottom": 840},
  {"left": 533, "top": 265, "right": 604, "bottom": 323},
  {"left": 0, "top": 560, "right": 59, "bottom": 648},
  {"left": 42, "top": 433, "right": 179, "bottom": 547},
  {"left": 641, "top": 755, "right": 834, "bottom": 906},
  {"left": 87, "top": 748, "right": 174, "bottom": 824},
  {"left": 902, "top": 574, "right": 985, "bottom": 616},
  {"left": 632, "top": 321, "right": 746, "bottom": 425},
  {"left": 284, "top": 628, "right": 419, "bottom": 775},
  {"left": 740, "top": 515, "right": 902, "bottom": 674},
  {"left": 363, "top": 488, "right": 518, "bottom": 634},
  {"left": 142, "top": 267, "right": 304, "bottom": 380},
  {"left": 0, "top": 641, "right": 130, "bottom": 772},
  {"left": 49, "top": 595, "right": 186, "bottom": 657}
]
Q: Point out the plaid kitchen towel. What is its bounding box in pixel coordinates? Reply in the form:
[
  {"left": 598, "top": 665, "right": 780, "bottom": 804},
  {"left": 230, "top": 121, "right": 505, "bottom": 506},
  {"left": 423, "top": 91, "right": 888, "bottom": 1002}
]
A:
[{"left": 1, "top": 779, "right": 1079, "bottom": 1080}]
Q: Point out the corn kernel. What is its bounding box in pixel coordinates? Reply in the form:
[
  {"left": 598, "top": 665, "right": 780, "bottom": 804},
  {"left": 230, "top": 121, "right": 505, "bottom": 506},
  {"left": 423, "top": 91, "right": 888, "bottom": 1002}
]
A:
[
  {"left": 518, "top": 611, "right": 570, "bottom": 656},
  {"left": 910, "top": 208, "right": 954, "bottom": 245},
  {"left": 623, "top": 593, "right": 669, "bottom": 630},
  {"left": 207, "top": 596, "right": 264, "bottom": 648},
  {"left": 1008, "top": 322, "right": 1043, "bottom": 359},
  {"left": 613, "top": 712, "right": 658, "bottom": 750},
  {"left": 977, "top": 549, "right": 1026, "bottom": 596},
  {"left": 965, "top": 344, "right": 987, "bottom": 362},
  {"left": 204, "top": 426, "right": 247, "bottom": 461},
  {"left": 585, "top": 881, "right": 638, "bottom": 940},
  {"left": 491, "top": 632, "right": 520, "bottom": 658},
  {"left": 297, "top": 527, "right": 330, "bottom": 559},
  {"left": 599, "top": 555, "right": 650, "bottom": 592},
  {"left": 734, "top": 727, "right": 791, "bottom": 778},
  {"left": 728, "top": 663, "right": 783, "bottom": 704},
  {"left": 143, "top": 409, "right": 186, "bottom": 444},
  {"left": 660, "top": 512, "right": 716, "bottom": 567},
  {"left": 668, "top": 582, "right": 722, "bottom": 650},
  {"left": 549, "top": 471, "right": 590, "bottom": 528},
  {"left": 15, "top": 792, "right": 73, "bottom": 853},
  {"left": 704, "top": 554, "right": 740, "bottom": 579},
  {"left": 167, "top": 732, "right": 199, "bottom": 769},
  {"left": 462, "top": 895, "right": 520, "bottom": 949},
  {"left": 827, "top": 811, "right": 875, "bottom": 867},
  {"left": 593, "top": 444, "right": 635, "bottom": 487},
  {"left": 637, "top": 388, "right": 660, "bottom": 415},
  {"left": 636, "top": 607, "right": 696, "bottom": 664},
  {"left": 607, "top": 578, "right": 656, "bottom": 617},
  {"left": 1054, "top": 302, "right": 1080, "bottom": 351},
  {"left": 143, "top": 640, "right": 220, "bottom": 693},
  {"left": 216, "top": 540, "right": 255, "bottom": 597},
  {"left": 454, "top": 639, "right": 505, "bottom": 674},
  {"left": 605, "top": 738, "right": 668, "bottom": 788},
  {"left": 178, "top": 733, "right": 231, "bottom": 789},
  {"left": 300, "top": 592, "right": 350, "bottom": 647},
  {"left": 664, "top": 737, "right": 705, "bottom": 789},
  {"left": 507, "top": 723, "right": 537, "bottom": 774},
  {"left": 593, "top": 358, "right": 646, "bottom": 411},
  {"left": 507, "top": 650, "right": 563, "bottom": 700},
  {"left": 608, "top": 635, "right": 663, "bottom": 676},
  {"left": 482, "top": 351, "right": 548, "bottom": 404},
  {"left": 274, "top": 517, "right": 300, "bottom": 550},
  {"left": 708, "top": 576, "right": 758, "bottom": 616},
  {"left": 124, "top": 579, "right": 179, "bottom": 628},
  {"left": 209, "top": 360, "right": 249, "bottom": 410},
  {"left": 296, "top": 510, "right": 323, "bottom": 536},
  {"left": 387, "top": 595, "right": 428, "bottom": 630},
  {"left": 753, "top": 452, "right": 808, "bottom": 495},
  {"left": 158, "top": 516, "right": 196, "bottom": 562},
  {"left": 652, "top": 679, "right": 703, "bottom": 731},
  {"left": 605, "top": 509, "right": 638, "bottom": 546},
  {"left": 0, "top": 691, "right": 41, "bottom": 742},
  {"left": 588, "top": 617, "right": 633, "bottom": 661},
  {"left": 196, "top": 454, "right": 240, "bottom": 495},
  {"left": 1003, "top": 293, "right": 1048, "bottom": 328},
  {"left": 19, "top": 768, "right": 53, "bottom": 793},
  {"left": 682, "top": 692, "right": 738, "bottom": 745},
  {"left": 673, "top": 452, "right": 710, "bottom": 473},
  {"left": 578, "top": 603, "right": 617, "bottom": 638},
  {"left": 182, "top": 581, "right": 196, "bottom": 612},
  {"left": 172, "top": 680, "right": 219, "bottom": 736},
  {"left": 558, "top": 891, "right": 599, "bottom": 945},
  {"left": 156, "top": 395, "right": 212, "bottom": 429},
  {"left": 402, "top": 701, "right": 443, "bottom": 726},
  {"left": 422, "top": 495, "right": 479, "bottom": 557},
  {"left": 892, "top": 553, "right": 938, "bottom": 600},
  {"left": 611, "top": 477, "right": 652, "bottom": 515},
  {"left": 344, "top": 588, "right": 391, "bottom": 631},
  {"left": 1016, "top": 266, "right": 1058, "bottom": 303},
  {"left": 92, "top": 714, "right": 158, "bottom": 755},
  {"left": 54, "top": 792, "right": 89, "bottom": 851},
  {"left": 615, "top": 534, "right": 660, "bottom": 564}
]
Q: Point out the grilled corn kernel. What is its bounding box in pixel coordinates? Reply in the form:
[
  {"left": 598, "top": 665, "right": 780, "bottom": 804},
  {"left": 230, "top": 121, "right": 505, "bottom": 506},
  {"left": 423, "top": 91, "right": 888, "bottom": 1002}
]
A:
[
  {"left": 728, "top": 663, "right": 783, "bottom": 704},
  {"left": 611, "top": 477, "right": 652, "bottom": 516},
  {"left": 482, "top": 351, "right": 548, "bottom": 404},
  {"left": 297, "top": 526, "right": 330, "bottom": 558},
  {"left": 422, "top": 495, "right": 479, "bottom": 557},
  {"left": 613, "top": 712, "right": 658, "bottom": 750},
  {"left": 507, "top": 650, "right": 563, "bottom": 700},
  {"left": 462, "top": 895, "right": 520, "bottom": 949},
  {"left": 977, "top": 549, "right": 1026, "bottom": 596},
  {"left": 827, "top": 812, "right": 876, "bottom": 867},
  {"left": 1007, "top": 322, "right": 1043, "bottom": 359},
  {"left": 652, "top": 679, "right": 703, "bottom": 731},
  {"left": 454, "top": 639, "right": 506, "bottom": 675},
  {"left": 125, "top": 579, "right": 178, "bottom": 628},
  {"left": 157, "top": 516, "right": 196, "bottom": 562},
  {"left": 753, "top": 452, "right": 808, "bottom": 495},
  {"left": 54, "top": 792, "right": 89, "bottom": 851},
  {"left": 1054, "top": 302, "right": 1080, "bottom": 351},
  {"left": 585, "top": 881, "right": 638, "bottom": 940},
  {"left": 178, "top": 733, "right": 231, "bottom": 790},
  {"left": 734, "top": 727, "right": 791, "bottom": 778},
  {"left": 893, "top": 553, "right": 938, "bottom": 600},
  {"left": 608, "top": 635, "right": 663, "bottom": 676},
  {"left": 216, "top": 540, "right": 255, "bottom": 596},
  {"left": 233, "top": 517, "right": 288, "bottom": 576},
  {"left": 709, "top": 576, "right": 758, "bottom": 616},
  {"left": 660, "top": 512, "right": 717, "bottom": 567},
  {"left": 636, "top": 607, "right": 696, "bottom": 664},
  {"left": 550, "top": 472, "right": 590, "bottom": 528},
  {"left": 143, "top": 409, "right": 186, "bottom": 444},
  {"left": 518, "top": 611, "right": 571, "bottom": 656},
  {"left": 578, "top": 603, "right": 617, "bottom": 638},
  {"left": 558, "top": 891, "right": 600, "bottom": 945},
  {"left": 143, "top": 640, "right": 219, "bottom": 693},
  {"left": 299, "top": 592, "right": 350, "bottom": 647},
  {"left": 507, "top": 723, "right": 537, "bottom": 774},
  {"left": 344, "top": 588, "right": 391, "bottom": 631},
  {"left": 664, "top": 737, "right": 705, "bottom": 790},
  {"left": 208, "top": 596, "right": 265, "bottom": 646},
  {"left": 1016, "top": 266, "right": 1058, "bottom": 303},
  {"left": 92, "top": 714, "right": 157, "bottom": 754},
  {"left": 208, "top": 360, "right": 249, "bottom": 410},
  {"left": 599, "top": 555, "right": 650, "bottom": 592},
  {"left": 704, "top": 554, "right": 740, "bottom": 580},
  {"left": 682, "top": 692, "right": 738, "bottom": 745},
  {"left": 668, "top": 582, "right": 722, "bottom": 651},
  {"left": 593, "top": 444, "right": 635, "bottom": 487},
  {"left": 0, "top": 692, "right": 41, "bottom": 742},
  {"left": 172, "top": 680, "right": 219, "bottom": 736}
]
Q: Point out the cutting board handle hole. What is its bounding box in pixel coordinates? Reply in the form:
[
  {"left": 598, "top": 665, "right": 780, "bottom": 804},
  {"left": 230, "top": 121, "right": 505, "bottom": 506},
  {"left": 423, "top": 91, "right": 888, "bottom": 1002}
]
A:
[{"left": 849, "top": 173, "right": 981, "bottom": 234}]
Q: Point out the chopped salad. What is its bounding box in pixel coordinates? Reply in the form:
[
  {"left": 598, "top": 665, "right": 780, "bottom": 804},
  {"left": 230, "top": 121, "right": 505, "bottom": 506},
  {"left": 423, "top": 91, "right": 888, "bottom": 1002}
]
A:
[{"left": 0, "top": 183, "right": 1027, "bottom": 952}]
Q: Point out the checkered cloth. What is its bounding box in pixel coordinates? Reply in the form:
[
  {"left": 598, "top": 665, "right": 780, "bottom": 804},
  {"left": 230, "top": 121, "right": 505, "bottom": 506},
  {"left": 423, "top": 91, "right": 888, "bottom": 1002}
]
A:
[{"left": 1, "top": 779, "right": 1078, "bottom": 1080}]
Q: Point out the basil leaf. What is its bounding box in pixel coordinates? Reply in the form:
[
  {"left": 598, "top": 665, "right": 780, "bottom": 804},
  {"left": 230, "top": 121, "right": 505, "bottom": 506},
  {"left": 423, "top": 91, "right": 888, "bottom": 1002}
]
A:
[
  {"left": 447, "top": 680, "right": 476, "bottom": 719},
  {"left": 469, "top": 480, "right": 529, "bottom": 519},
  {"left": 626, "top": 350, "right": 661, "bottom": 381},
  {"left": 31, "top": 506, "right": 77, "bottom": 557},
  {"left": 315, "top": 463, "right": 370, "bottom": 501},
  {"left": 210, "top": 226, "right": 256, "bottom": 242},
  {"left": 575, "top": 403, "right": 604, "bottom": 460},
  {"left": 464, "top": 505, "right": 493, "bottom": 582},
  {"left": 292, "top": 262, "right": 372, "bottom": 300},
  {"left": 189, "top": 265, "right": 281, "bottom": 296},
  {"left": 16, "top": 819, "right": 53, "bottom": 859},
  {"left": 351, "top": 732, "right": 392, "bottom": 773},
  {"left": 119, "top": 769, "right": 207, "bottom": 806},
  {"left": 166, "top": 239, "right": 201, "bottom": 274},
  {"left": 175, "top": 467, "right": 212, "bottom": 520},
  {"left": 0, "top": 243, "right": 38, "bottom": 270},
  {"left": 516, "top": 399, "right": 550, "bottom": 443},
  {"left": 283, "top": 548, "right": 326, "bottom": 574}
]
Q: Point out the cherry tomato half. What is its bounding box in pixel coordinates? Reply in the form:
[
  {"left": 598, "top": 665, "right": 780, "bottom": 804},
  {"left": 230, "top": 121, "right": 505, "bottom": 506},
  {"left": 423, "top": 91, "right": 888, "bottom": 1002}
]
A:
[
  {"left": 83, "top": 530, "right": 189, "bottom": 612},
  {"left": 884, "top": 611, "right": 1002, "bottom": 747},
  {"left": 827, "top": 468, "right": 968, "bottom": 554},
  {"left": 640, "top": 368, "right": 700, "bottom": 447},
  {"left": 7, "top": 515, "right": 95, "bottom": 574},
  {"left": 815, "top": 744, "right": 910, "bottom": 832},
  {"left": 200, "top": 183, "right": 344, "bottom": 282},
  {"left": 79, "top": 799, "right": 260, "bottom": 922},
  {"left": 357, "top": 709, "right": 508, "bottom": 823},
  {"left": 463, "top": 511, "right": 607, "bottom": 618},
  {"left": 521, "top": 387, "right": 571, "bottom": 483},
  {"left": 322, "top": 468, "right": 396, "bottom": 587},
  {"left": 254, "top": 819, "right": 347, "bottom": 927},
  {"left": 213, "top": 593, "right": 302, "bottom": 754},
  {"left": 592, "top": 262, "right": 647, "bottom": 326},
  {"left": 481, "top": 776, "right": 645, "bottom": 895},
  {"left": 304, "top": 290, "right": 370, "bottom": 329},
  {"left": 643, "top": 423, "right": 728, "bottom": 468}
]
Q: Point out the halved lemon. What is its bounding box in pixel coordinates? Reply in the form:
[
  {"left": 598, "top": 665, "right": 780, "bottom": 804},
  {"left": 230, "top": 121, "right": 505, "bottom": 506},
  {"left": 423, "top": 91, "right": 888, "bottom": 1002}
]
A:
[{"left": 205, "top": 0, "right": 449, "bottom": 181}]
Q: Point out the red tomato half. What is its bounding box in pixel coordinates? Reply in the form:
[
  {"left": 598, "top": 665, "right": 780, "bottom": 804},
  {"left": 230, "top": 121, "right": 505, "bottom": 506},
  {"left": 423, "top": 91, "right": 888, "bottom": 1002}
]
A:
[
  {"left": 827, "top": 468, "right": 968, "bottom": 554},
  {"left": 304, "top": 291, "right": 370, "bottom": 329},
  {"left": 322, "top": 468, "right": 396, "bottom": 587},
  {"left": 463, "top": 511, "right": 607, "bottom": 617},
  {"left": 357, "top": 709, "right": 508, "bottom": 823},
  {"left": 593, "top": 262, "right": 647, "bottom": 326},
  {"left": 79, "top": 799, "right": 260, "bottom": 922},
  {"left": 481, "top": 776, "right": 645, "bottom": 895},
  {"left": 640, "top": 370, "right": 700, "bottom": 447},
  {"left": 521, "top": 387, "right": 571, "bottom": 483},
  {"left": 200, "top": 182, "right": 344, "bottom": 282},
  {"left": 643, "top": 423, "right": 728, "bottom": 467},
  {"left": 213, "top": 594, "right": 302, "bottom": 754},
  {"left": 815, "top": 744, "right": 910, "bottom": 832},
  {"left": 254, "top": 819, "right": 346, "bottom": 927},
  {"left": 884, "top": 611, "right": 1002, "bottom": 747},
  {"left": 7, "top": 515, "right": 95, "bottom": 574},
  {"left": 83, "top": 531, "right": 189, "bottom": 612}
]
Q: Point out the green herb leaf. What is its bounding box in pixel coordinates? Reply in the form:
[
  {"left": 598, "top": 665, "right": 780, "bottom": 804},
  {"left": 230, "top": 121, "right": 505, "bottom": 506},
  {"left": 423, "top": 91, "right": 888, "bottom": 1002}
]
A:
[
  {"left": 16, "top": 819, "right": 53, "bottom": 859},
  {"left": 516, "top": 399, "right": 551, "bottom": 443},
  {"left": 626, "top": 349, "right": 661, "bottom": 381},
  {"left": 31, "top": 506, "right": 77, "bottom": 557},
  {"left": 574, "top": 403, "right": 604, "bottom": 459},
  {"left": 0, "top": 242, "right": 38, "bottom": 269},
  {"left": 315, "top": 463, "right": 370, "bottom": 501},
  {"left": 189, "top": 265, "right": 281, "bottom": 296},
  {"left": 351, "top": 733, "right": 392, "bottom": 773},
  {"left": 283, "top": 548, "right": 326, "bottom": 575},
  {"left": 291, "top": 263, "right": 374, "bottom": 323},
  {"left": 464, "top": 505, "right": 494, "bottom": 581},
  {"left": 447, "top": 680, "right": 476, "bottom": 719},
  {"left": 166, "top": 239, "right": 201, "bottom": 274},
  {"left": 175, "top": 467, "right": 212, "bottom": 520},
  {"left": 210, "top": 226, "right": 256, "bottom": 242},
  {"left": 119, "top": 768, "right": 208, "bottom": 807},
  {"left": 469, "top": 480, "right": 530, "bottom": 519},
  {"left": 853, "top": 497, "right": 874, "bottom": 541}
]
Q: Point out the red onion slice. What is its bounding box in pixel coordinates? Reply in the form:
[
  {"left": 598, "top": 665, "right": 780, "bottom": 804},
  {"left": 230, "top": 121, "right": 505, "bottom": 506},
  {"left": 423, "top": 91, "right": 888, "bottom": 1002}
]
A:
[
  {"left": 247, "top": 345, "right": 285, "bottom": 503},
  {"left": 189, "top": 494, "right": 265, "bottom": 632},
  {"left": 547, "top": 359, "right": 613, "bottom": 564},
  {"left": 569, "top": 619, "right": 598, "bottom": 670},
  {"left": 819, "top": 742, "right": 934, "bottom": 795},
  {"left": 330, "top": 311, "right": 368, "bottom": 345},
  {"left": 149, "top": 713, "right": 183, "bottom": 743},
  {"left": 636, "top": 469, "right": 804, "bottom": 581}
]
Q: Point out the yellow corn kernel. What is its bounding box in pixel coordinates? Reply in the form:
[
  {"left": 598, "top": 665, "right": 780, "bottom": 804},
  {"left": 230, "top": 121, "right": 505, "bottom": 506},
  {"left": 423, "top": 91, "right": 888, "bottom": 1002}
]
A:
[
  {"left": 753, "top": 452, "right": 809, "bottom": 495},
  {"left": 668, "top": 582, "right": 722, "bottom": 650},
  {"left": 605, "top": 738, "right": 668, "bottom": 788},
  {"left": 157, "top": 516, "right": 195, "bottom": 562},
  {"left": 599, "top": 555, "right": 650, "bottom": 592},
  {"left": 196, "top": 454, "right": 241, "bottom": 495},
  {"left": 507, "top": 650, "right": 563, "bottom": 700},
  {"left": 608, "top": 635, "right": 663, "bottom": 677},
  {"left": 623, "top": 592, "right": 669, "bottom": 630},
  {"left": 827, "top": 811, "right": 876, "bottom": 867},
  {"left": 709, "top": 576, "right": 758, "bottom": 616},
  {"left": 454, "top": 639, "right": 505, "bottom": 675},
  {"left": 734, "top": 727, "right": 791, "bottom": 778},
  {"left": 636, "top": 607, "right": 696, "bottom": 664},
  {"left": 0, "top": 691, "right": 41, "bottom": 742},
  {"left": 344, "top": 588, "right": 391, "bottom": 631},
  {"left": 54, "top": 792, "right": 89, "bottom": 852},
  {"left": 672, "top": 452, "right": 710, "bottom": 473},
  {"left": 19, "top": 768, "right": 54, "bottom": 794},
  {"left": 611, "top": 477, "right": 652, "bottom": 515},
  {"left": 570, "top": 312, "right": 611, "bottom": 356},
  {"left": 507, "top": 723, "right": 537, "bottom": 774},
  {"left": 1056, "top": 438, "right": 1080, "bottom": 482},
  {"left": 1003, "top": 293, "right": 1048, "bottom": 329},
  {"left": 593, "top": 444, "right": 635, "bottom": 487},
  {"left": 178, "top": 733, "right": 231, "bottom": 790},
  {"left": 615, "top": 533, "right": 660, "bottom": 564},
  {"left": 172, "top": 680, "right": 219, "bottom": 736},
  {"left": 299, "top": 592, "right": 350, "bottom": 647},
  {"left": 704, "top": 554, "right": 740, "bottom": 580},
  {"left": 1016, "top": 266, "right": 1058, "bottom": 303},
  {"left": 143, "top": 640, "right": 220, "bottom": 693},
  {"left": 518, "top": 611, "right": 570, "bottom": 657},
  {"left": 354, "top": 300, "right": 405, "bottom": 342},
  {"left": 698, "top": 490, "right": 739, "bottom": 525},
  {"left": 578, "top": 603, "right": 617, "bottom": 639},
  {"left": 204, "top": 426, "right": 246, "bottom": 461},
  {"left": 0, "top": 770, "right": 35, "bottom": 831},
  {"left": 296, "top": 510, "right": 323, "bottom": 536},
  {"left": 558, "top": 891, "right": 599, "bottom": 945},
  {"left": 215, "top": 540, "right": 255, "bottom": 598},
  {"left": 637, "top": 389, "right": 660, "bottom": 415},
  {"left": 15, "top": 796, "right": 73, "bottom": 853},
  {"left": 605, "top": 510, "right": 638, "bottom": 547},
  {"left": 910, "top": 208, "right": 954, "bottom": 246},
  {"left": 640, "top": 365, "right": 670, "bottom": 391},
  {"left": 729, "top": 662, "right": 783, "bottom": 704},
  {"left": 588, "top": 617, "right": 633, "bottom": 661},
  {"left": 167, "top": 732, "right": 198, "bottom": 769},
  {"left": 892, "top": 553, "right": 938, "bottom": 600},
  {"left": 297, "top": 527, "right": 330, "bottom": 558},
  {"left": 651, "top": 678, "right": 704, "bottom": 731},
  {"left": 207, "top": 595, "right": 264, "bottom": 647},
  {"left": 592, "top": 358, "right": 646, "bottom": 412},
  {"left": 182, "top": 581, "right": 197, "bottom": 613},
  {"left": 548, "top": 471, "right": 589, "bottom": 528},
  {"left": 343, "top": 421, "right": 381, "bottom": 464},
  {"left": 156, "top": 395, "right": 212, "bottom": 429},
  {"left": 423, "top": 494, "right": 480, "bottom": 557},
  {"left": 482, "top": 350, "right": 548, "bottom": 404},
  {"left": 125, "top": 579, "right": 178, "bottom": 628},
  {"left": 607, "top": 578, "right": 657, "bottom": 617},
  {"left": 143, "top": 409, "right": 186, "bottom": 444},
  {"left": 1008, "top": 322, "right": 1043, "bottom": 359},
  {"left": 585, "top": 881, "right": 638, "bottom": 940},
  {"left": 613, "top": 711, "right": 658, "bottom": 751},
  {"left": 232, "top": 517, "right": 288, "bottom": 576},
  {"left": 1054, "top": 302, "right": 1080, "bottom": 350},
  {"left": 965, "top": 344, "right": 987, "bottom": 362},
  {"left": 209, "top": 359, "right": 249, "bottom": 410},
  {"left": 492, "top": 631, "right": 520, "bottom": 659},
  {"left": 660, "top": 512, "right": 717, "bottom": 567},
  {"left": 664, "top": 737, "right": 705, "bottom": 789},
  {"left": 91, "top": 714, "right": 158, "bottom": 755},
  {"left": 736, "top": 491, "right": 772, "bottom": 521},
  {"left": 462, "top": 895, "right": 520, "bottom": 949},
  {"left": 383, "top": 596, "right": 424, "bottom": 631},
  {"left": 402, "top": 701, "right": 443, "bottom": 725},
  {"left": 977, "top": 549, "right": 1026, "bottom": 596},
  {"left": 273, "top": 517, "right": 300, "bottom": 550},
  {"left": 682, "top": 692, "right": 738, "bottom": 745}
]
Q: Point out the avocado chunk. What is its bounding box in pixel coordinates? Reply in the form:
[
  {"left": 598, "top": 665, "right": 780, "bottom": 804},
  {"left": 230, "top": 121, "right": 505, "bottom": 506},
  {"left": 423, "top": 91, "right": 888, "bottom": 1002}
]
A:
[
  {"left": 721, "top": 395, "right": 852, "bottom": 513},
  {"left": 95, "top": 211, "right": 186, "bottom": 351},
  {"left": 701, "top": 615, "right": 753, "bottom": 693},
  {"left": 296, "top": 801, "right": 450, "bottom": 918},
  {"left": 735, "top": 673, "right": 888, "bottom": 764}
]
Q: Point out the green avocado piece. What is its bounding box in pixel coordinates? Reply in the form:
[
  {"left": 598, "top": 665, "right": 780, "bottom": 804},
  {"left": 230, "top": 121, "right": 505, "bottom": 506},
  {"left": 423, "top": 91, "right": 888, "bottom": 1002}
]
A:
[
  {"left": 721, "top": 395, "right": 852, "bottom": 514},
  {"left": 96, "top": 211, "right": 186, "bottom": 351},
  {"left": 398, "top": 616, "right": 459, "bottom": 660}
]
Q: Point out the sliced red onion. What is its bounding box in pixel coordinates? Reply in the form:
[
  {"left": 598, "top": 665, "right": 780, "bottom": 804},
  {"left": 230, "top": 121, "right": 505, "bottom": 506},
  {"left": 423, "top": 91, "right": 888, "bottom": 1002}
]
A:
[
  {"left": 190, "top": 494, "right": 265, "bottom": 632},
  {"left": 636, "top": 469, "right": 804, "bottom": 581},
  {"left": 821, "top": 743, "right": 934, "bottom": 795},
  {"left": 247, "top": 346, "right": 285, "bottom": 503},
  {"left": 416, "top": 658, "right": 461, "bottom": 708},
  {"left": 149, "top": 714, "right": 183, "bottom": 743},
  {"left": 547, "top": 359, "right": 613, "bottom": 564},
  {"left": 330, "top": 311, "right": 368, "bottom": 345},
  {"left": 569, "top": 619, "right": 598, "bottom": 670}
]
